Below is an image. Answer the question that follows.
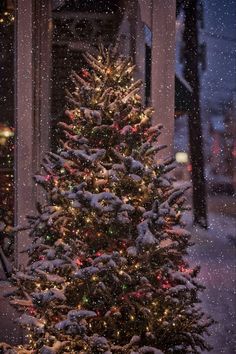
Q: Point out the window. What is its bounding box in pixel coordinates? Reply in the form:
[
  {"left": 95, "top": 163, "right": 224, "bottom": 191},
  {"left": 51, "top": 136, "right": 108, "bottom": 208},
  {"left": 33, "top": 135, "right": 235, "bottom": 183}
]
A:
[
  {"left": 144, "top": 24, "right": 152, "bottom": 105},
  {"left": 51, "top": 0, "right": 124, "bottom": 149}
]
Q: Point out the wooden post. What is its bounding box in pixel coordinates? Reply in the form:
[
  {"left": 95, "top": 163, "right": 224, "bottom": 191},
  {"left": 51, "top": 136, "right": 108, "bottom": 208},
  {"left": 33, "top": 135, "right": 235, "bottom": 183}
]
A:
[
  {"left": 14, "top": 0, "right": 34, "bottom": 267},
  {"left": 125, "top": 0, "right": 176, "bottom": 118},
  {"left": 126, "top": 0, "right": 146, "bottom": 98},
  {"left": 151, "top": 0, "right": 176, "bottom": 156},
  {"left": 33, "top": 0, "right": 52, "bottom": 204},
  {"left": 14, "top": 0, "right": 52, "bottom": 267},
  {"left": 183, "top": 0, "right": 207, "bottom": 228}
]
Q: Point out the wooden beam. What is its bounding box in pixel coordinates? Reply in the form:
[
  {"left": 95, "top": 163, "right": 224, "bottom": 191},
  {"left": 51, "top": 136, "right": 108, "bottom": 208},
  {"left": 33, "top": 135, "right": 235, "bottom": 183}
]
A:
[
  {"left": 151, "top": 0, "right": 176, "bottom": 156},
  {"left": 14, "top": 0, "right": 52, "bottom": 267},
  {"left": 14, "top": 0, "right": 34, "bottom": 267},
  {"left": 33, "top": 0, "right": 52, "bottom": 203},
  {"left": 52, "top": 11, "right": 114, "bottom": 20}
]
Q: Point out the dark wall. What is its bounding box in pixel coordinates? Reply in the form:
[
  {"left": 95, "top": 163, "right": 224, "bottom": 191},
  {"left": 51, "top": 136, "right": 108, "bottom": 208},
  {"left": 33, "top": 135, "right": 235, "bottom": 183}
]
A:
[{"left": 0, "top": 23, "right": 14, "bottom": 127}]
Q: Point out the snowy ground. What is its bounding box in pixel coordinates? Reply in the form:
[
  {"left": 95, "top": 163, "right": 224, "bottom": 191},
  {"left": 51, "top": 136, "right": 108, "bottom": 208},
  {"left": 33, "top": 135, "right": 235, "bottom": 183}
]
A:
[{"left": 185, "top": 211, "right": 236, "bottom": 354}]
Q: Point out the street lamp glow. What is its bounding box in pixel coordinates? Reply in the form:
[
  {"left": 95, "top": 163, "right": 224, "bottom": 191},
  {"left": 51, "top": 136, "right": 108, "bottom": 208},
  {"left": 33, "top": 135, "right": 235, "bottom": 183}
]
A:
[{"left": 175, "top": 151, "right": 189, "bottom": 164}]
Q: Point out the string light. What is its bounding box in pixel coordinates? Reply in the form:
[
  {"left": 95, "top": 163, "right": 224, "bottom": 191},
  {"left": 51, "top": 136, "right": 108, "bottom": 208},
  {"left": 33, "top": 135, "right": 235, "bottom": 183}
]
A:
[
  {"left": 0, "top": 9, "right": 15, "bottom": 26},
  {"left": 4, "top": 43, "right": 212, "bottom": 353}
]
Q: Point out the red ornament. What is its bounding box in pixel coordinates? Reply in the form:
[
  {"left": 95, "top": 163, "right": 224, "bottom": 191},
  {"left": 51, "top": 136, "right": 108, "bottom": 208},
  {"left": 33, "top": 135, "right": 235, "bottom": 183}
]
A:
[
  {"left": 64, "top": 163, "right": 76, "bottom": 175},
  {"left": 69, "top": 112, "right": 75, "bottom": 120},
  {"left": 65, "top": 109, "right": 75, "bottom": 120},
  {"left": 110, "top": 306, "right": 119, "bottom": 314},
  {"left": 95, "top": 252, "right": 102, "bottom": 257},
  {"left": 82, "top": 68, "right": 90, "bottom": 78},
  {"left": 178, "top": 264, "right": 193, "bottom": 275},
  {"left": 113, "top": 123, "right": 120, "bottom": 130},
  {"left": 130, "top": 291, "right": 144, "bottom": 299},
  {"left": 162, "top": 281, "right": 171, "bottom": 290},
  {"left": 52, "top": 316, "right": 60, "bottom": 322},
  {"left": 28, "top": 306, "right": 37, "bottom": 316},
  {"left": 75, "top": 258, "right": 83, "bottom": 266}
]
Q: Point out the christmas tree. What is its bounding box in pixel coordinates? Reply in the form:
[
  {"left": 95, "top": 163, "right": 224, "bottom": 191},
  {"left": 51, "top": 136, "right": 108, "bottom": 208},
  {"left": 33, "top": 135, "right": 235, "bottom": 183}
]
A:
[{"left": 1, "top": 44, "right": 213, "bottom": 354}]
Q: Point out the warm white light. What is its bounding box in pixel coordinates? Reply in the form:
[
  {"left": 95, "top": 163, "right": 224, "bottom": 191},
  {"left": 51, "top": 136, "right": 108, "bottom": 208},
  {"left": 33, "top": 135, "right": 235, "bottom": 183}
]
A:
[
  {"left": 0, "top": 128, "right": 14, "bottom": 138},
  {"left": 0, "top": 126, "right": 14, "bottom": 145},
  {"left": 175, "top": 151, "right": 188, "bottom": 164}
]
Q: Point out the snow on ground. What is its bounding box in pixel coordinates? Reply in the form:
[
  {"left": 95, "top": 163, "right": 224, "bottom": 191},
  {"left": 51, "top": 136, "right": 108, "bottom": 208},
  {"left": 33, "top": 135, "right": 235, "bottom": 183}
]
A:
[{"left": 185, "top": 211, "right": 236, "bottom": 354}]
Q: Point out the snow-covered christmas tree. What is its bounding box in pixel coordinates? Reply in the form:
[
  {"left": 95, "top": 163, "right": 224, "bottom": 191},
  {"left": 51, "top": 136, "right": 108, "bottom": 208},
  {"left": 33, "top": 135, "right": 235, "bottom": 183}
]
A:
[{"left": 1, "top": 44, "right": 213, "bottom": 354}]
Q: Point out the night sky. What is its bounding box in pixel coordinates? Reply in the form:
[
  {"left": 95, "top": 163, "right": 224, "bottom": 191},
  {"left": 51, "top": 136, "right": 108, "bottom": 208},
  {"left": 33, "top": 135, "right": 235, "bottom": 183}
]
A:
[{"left": 201, "top": 0, "right": 236, "bottom": 109}]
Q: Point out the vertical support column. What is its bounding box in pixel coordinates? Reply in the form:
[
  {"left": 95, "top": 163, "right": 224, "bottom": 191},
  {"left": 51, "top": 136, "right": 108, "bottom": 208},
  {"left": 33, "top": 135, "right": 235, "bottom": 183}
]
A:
[
  {"left": 14, "top": 0, "right": 34, "bottom": 267},
  {"left": 183, "top": 0, "right": 207, "bottom": 227},
  {"left": 151, "top": 0, "right": 176, "bottom": 156},
  {"left": 33, "top": 0, "right": 52, "bottom": 204},
  {"left": 133, "top": 7, "right": 146, "bottom": 99},
  {"left": 125, "top": 0, "right": 145, "bottom": 99},
  {"left": 14, "top": 0, "right": 52, "bottom": 267}
]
